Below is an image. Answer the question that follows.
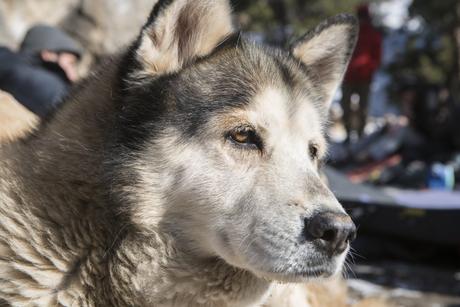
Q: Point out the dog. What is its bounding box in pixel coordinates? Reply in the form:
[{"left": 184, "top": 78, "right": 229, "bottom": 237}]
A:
[{"left": 0, "top": 0, "right": 358, "bottom": 305}]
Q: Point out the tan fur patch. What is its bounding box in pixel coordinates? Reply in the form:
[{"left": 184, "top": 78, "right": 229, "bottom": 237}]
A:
[{"left": 0, "top": 91, "right": 38, "bottom": 143}]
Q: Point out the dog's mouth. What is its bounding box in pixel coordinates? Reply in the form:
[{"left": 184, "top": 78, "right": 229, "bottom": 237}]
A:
[
  {"left": 292, "top": 268, "right": 333, "bottom": 278},
  {"left": 249, "top": 261, "right": 338, "bottom": 283}
]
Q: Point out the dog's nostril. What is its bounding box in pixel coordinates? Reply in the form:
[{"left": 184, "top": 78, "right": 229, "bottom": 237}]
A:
[
  {"left": 305, "top": 211, "right": 356, "bottom": 255},
  {"left": 322, "top": 229, "right": 337, "bottom": 242}
]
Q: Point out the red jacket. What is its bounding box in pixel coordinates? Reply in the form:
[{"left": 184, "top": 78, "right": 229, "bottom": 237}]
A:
[{"left": 345, "top": 21, "right": 382, "bottom": 83}]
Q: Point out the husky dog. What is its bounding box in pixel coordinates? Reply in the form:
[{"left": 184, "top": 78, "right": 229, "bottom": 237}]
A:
[{"left": 0, "top": 0, "right": 358, "bottom": 306}]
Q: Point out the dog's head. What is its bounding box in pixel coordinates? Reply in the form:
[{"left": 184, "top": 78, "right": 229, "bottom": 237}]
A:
[{"left": 114, "top": 0, "right": 358, "bottom": 282}]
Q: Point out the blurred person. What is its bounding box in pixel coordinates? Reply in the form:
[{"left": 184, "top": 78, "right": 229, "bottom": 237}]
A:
[
  {"left": 341, "top": 4, "right": 382, "bottom": 143},
  {"left": 0, "top": 25, "right": 82, "bottom": 118}
]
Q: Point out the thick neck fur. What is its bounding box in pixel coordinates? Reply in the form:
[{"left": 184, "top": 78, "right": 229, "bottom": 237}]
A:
[{"left": 0, "top": 56, "right": 271, "bottom": 306}]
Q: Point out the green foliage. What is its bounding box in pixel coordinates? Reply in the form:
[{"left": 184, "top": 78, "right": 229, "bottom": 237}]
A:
[
  {"left": 232, "top": 0, "right": 370, "bottom": 45},
  {"left": 410, "top": 0, "right": 459, "bottom": 33},
  {"left": 389, "top": 33, "right": 454, "bottom": 85}
]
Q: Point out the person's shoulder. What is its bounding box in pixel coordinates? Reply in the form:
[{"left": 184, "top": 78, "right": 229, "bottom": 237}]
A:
[
  {"left": 0, "top": 47, "right": 24, "bottom": 67},
  {"left": 0, "top": 46, "right": 13, "bottom": 52},
  {"left": 0, "top": 46, "right": 15, "bottom": 58}
]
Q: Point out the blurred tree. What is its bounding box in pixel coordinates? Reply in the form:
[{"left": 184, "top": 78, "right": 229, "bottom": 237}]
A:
[
  {"left": 409, "top": 0, "right": 460, "bottom": 98},
  {"left": 388, "top": 32, "right": 453, "bottom": 86}
]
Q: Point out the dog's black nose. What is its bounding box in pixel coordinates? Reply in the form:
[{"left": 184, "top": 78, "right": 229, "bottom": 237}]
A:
[{"left": 305, "top": 211, "right": 356, "bottom": 255}]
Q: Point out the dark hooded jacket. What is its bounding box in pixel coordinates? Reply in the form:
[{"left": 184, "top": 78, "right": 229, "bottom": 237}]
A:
[{"left": 0, "top": 25, "right": 82, "bottom": 117}]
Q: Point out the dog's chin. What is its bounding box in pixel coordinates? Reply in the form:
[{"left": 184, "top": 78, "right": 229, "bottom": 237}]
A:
[
  {"left": 214, "top": 253, "right": 336, "bottom": 283},
  {"left": 235, "top": 250, "right": 348, "bottom": 283}
]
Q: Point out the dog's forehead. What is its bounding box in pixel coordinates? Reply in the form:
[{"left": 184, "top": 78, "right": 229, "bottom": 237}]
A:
[{"left": 245, "top": 87, "right": 324, "bottom": 138}]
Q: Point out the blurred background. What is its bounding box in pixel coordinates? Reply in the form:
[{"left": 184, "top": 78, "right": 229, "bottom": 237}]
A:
[{"left": 0, "top": 0, "right": 459, "bottom": 306}]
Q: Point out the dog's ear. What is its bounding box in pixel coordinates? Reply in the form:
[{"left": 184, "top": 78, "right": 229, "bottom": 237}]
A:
[
  {"left": 290, "top": 14, "right": 358, "bottom": 107},
  {"left": 134, "top": 0, "right": 234, "bottom": 77}
]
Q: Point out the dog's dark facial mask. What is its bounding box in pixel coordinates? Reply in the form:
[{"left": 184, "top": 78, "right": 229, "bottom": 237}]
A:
[{"left": 115, "top": 0, "right": 358, "bottom": 282}]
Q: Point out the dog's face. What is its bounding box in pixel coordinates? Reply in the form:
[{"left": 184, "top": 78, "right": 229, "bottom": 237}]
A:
[{"left": 116, "top": 0, "right": 358, "bottom": 282}]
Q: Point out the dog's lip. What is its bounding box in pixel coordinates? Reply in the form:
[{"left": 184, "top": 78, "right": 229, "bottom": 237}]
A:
[
  {"left": 284, "top": 267, "right": 333, "bottom": 278},
  {"left": 251, "top": 265, "right": 334, "bottom": 282},
  {"left": 292, "top": 268, "right": 332, "bottom": 278}
]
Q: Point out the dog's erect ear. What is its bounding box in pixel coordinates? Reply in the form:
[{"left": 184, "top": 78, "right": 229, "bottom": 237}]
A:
[
  {"left": 291, "top": 14, "right": 358, "bottom": 107},
  {"left": 135, "top": 0, "right": 234, "bottom": 77}
]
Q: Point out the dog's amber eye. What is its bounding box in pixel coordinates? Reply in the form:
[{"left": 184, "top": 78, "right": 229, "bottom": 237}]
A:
[
  {"left": 228, "top": 127, "right": 261, "bottom": 150},
  {"left": 232, "top": 131, "right": 249, "bottom": 143},
  {"left": 309, "top": 144, "right": 319, "bottom": 160}
]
